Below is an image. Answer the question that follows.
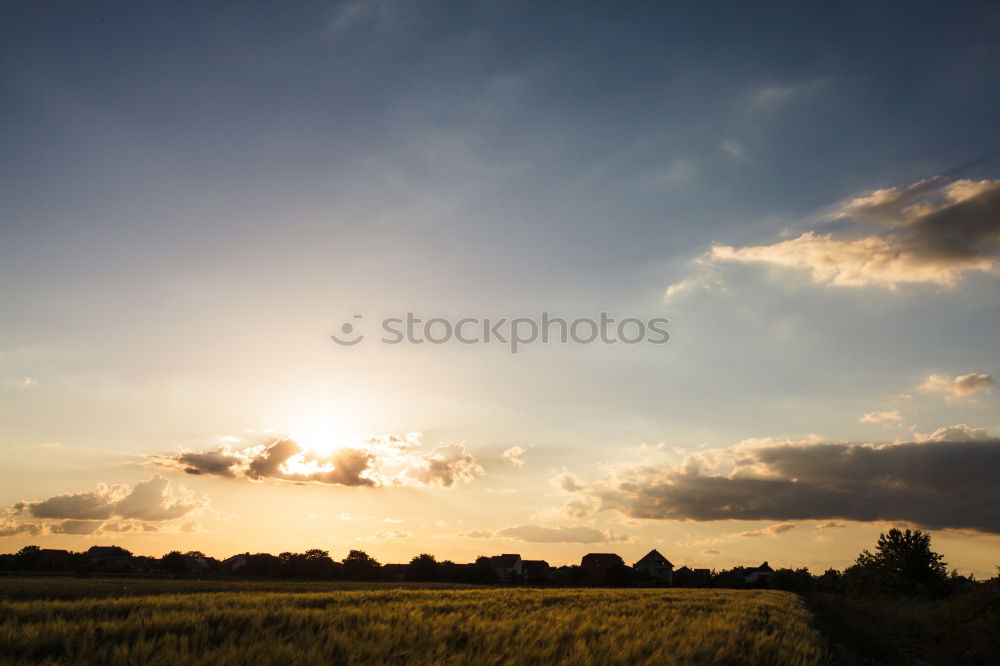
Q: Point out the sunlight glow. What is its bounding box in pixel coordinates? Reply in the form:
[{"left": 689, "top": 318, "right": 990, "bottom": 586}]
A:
[{"left": 289, "top": 416, "right": 352, "bottom": 457}]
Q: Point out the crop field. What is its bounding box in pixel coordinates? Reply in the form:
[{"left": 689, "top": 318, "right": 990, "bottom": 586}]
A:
[{"left": 0, "top": 578, "right": 828, "bottom": 665}]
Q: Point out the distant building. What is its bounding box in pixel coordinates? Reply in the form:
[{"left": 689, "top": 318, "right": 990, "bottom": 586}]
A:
[
  {"left": 633, "top": 549, "right": 673, "bottom": 584},
  {"left": 521, "top": 559, "right": 550, "bottom": 584},
  {"left": 742, "top": 562, "right": 775, "bottom": 584},
  {"left": 221, "top": 553, "right": 249, "bottom": 573},
  {"left": 692, "top": 568, "right": 712, "bottom": 585},
  {"left": 86, "top": 546, "right": 132, "bottom": 570},
  {"left": 487, "top": 554, "right": 524, "bottom": 582},
  {"left": 38, "top": 549, "right": 71, "bottom": 570},
  {"left": 381, "top": 564, "right": 408, "bottom": 581},
  {"left": 674, "top": 566, "right": 712, "bottom": 587},
  {"left": 673, "top": 565, "right": 694, "bottom": 585},
  {"left": 581, "top": 553, "right": 624, "bottom": 583}
]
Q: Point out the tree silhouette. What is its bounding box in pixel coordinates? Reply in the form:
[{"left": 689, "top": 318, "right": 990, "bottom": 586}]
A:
[
  {"left": 14, "top": 545, "right": 42, "bottom": 570},
  {"left": 407, "top": 553, "right": 441, "bottom": 581},
  {"left": 161, "top": 550, "right": 187, "bottom": 574},
  {"left": 845, "top": 528, "right": 947, "bottom": 597},
  {"left": 342, "top": 549, "right": 381, "bottom": 580}
]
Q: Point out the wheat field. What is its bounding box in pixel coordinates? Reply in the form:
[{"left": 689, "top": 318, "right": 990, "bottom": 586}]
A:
[{"left": 0, "top": 580, "right": 828, "bottom": 665}]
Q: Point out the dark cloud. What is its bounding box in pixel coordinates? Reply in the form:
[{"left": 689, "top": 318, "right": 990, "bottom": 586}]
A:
[
  {"left": 673, "top": 178, "right": 1000, "bottom": 292},
  {"left": 152, "top": 435, "right": 482, "bottom": 489},
  {"left": 565, "top": 427, "right": 1000, "bottom": 533},
  {"left": 16, "top": 487, "right": 117, "bottom": 520},
  {"left": 51, "top": 520, "right": 104, "bottom": 535},
  {"left": 172, "top": 450, "right": 243, "bottom": 477},
  {"left": 907, "top": 181, "right": 1000, "bottom": 261},
  {"left": 4, "top": 476, "right": 203, "bottom": 537}
]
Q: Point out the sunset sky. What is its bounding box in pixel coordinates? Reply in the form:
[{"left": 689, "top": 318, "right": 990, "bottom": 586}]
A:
[{"left": 2, "top": 1, "right": 999, "bottom": 577}]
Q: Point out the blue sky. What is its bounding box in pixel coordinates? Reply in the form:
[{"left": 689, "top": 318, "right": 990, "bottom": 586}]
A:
[{"left": 2, "top": 1, "right": 999, "bottom": 574}]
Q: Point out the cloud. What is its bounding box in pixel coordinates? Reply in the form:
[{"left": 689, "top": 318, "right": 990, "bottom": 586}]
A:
[
  {"left": 113, "top": 476, "right": 201, "bottom": 521},
  {"left": 737, "top": 522, "right": 796, "bottom": 538},
  {"left": 815, "top": 521, "right": 847, "bottom": 530},
  {"left": 502, "top": 446, "right": 526, "bottom": 467},
  {"left": 918, "top": 423, "right": 993, "bottom": 443},
  {"left": 460, "top": 525, "right": 630, "bottom": 544},
  {"left": 51, "top": 520, "right": 104, "bottom": 535},
  {"left": 151, "top": 434, "right": 483, "bottom": 489},
  {"left": 678, "top": 537, "right": 725, "bottom": 547},
  {"left": 404, "top": 443, "right": 484, "bottom": 488},
  {"left": 703, "top": 177, "right": 1000, "bottom": 289},
  {"left": 374, "top": 529, "right": 411, "bottom": 539},
  {"left": 457, "top": 529, "right": 496, "bottom": 539},
  {"left": 499, "top": 525, "right": 630, "bottom": 544},
  {"left": 860, "top": 410, "right": 903, "bottom": 423},
  {"left": 662, "top": 271, "right": 727, "bottom": 302},
  {"left": 721, "top": 140, "right": 748, "bottom": 162},
  {"left": 330, "top": 0, "right": 396, "bottom": 32},
  {"left": 749, "top": 78, "right": 830, "bottom": 111},
  {"left": 0, "top": 518, "right": 41, "bottom": 537},
  {"left": 561, "top": 427, "right": 1000, "bottom": 533},
  {"left": 920, "top": 373, "right": 993, "bottom": 399},
  {"left": 3, "top": 476, "right": 204, "bottom": 537},
  {"left": 701, "top": 549, "right": 721, "bottom": 555},
  {"left": 17, "top": 486, "right": 118, "bottom": 520}
]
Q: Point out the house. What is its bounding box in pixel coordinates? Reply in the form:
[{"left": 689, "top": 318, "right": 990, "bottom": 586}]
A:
[
  {"left": 381, "top": 564, "right": 408, "bottom": 581},
  {"left": 581, "top": 553, "right": 624, "bottom": 583},
  {"left": 487, "top": 554, "right": 524, "bottom": 582},
  {"left": 633, "top": 549, "right": 673, "bottom": 584},
  {"left": 521, "top": 559, "right": 550, "bottom": 584},
  {"left": 674, "top": 566, "right": 712, "bottom": 587},
  {"left": 38, "top": 549, "right": 71, "bottom": 570},
  {"left": 673, "top": 565, "right": 694, "bottom": 586},
  {"left": 86, "top": 546, "right": 133, "bottom": 570},
  {"left": 743, "top": 562, "right": 775, "bottom": 584},
  {"left": 222, "top": 553, "right": 249, "bottom": 573}
]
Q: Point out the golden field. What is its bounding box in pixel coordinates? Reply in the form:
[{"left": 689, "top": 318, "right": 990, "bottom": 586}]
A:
[{"left": 0, "top": 578, "right": 827, "bottom": 665}]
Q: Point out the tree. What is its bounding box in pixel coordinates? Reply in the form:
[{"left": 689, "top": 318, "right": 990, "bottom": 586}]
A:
[
  {"left": 302, "top": 549, "right": 336, "bottom": 578},
  {"left": 407, "top": 553, "right": 441, "bottom": 581},
  {"left": 844, "top": 528, "right": 947, "bottom": 597},
  {"left": 470, "top": 556, "right": 497, "bottom": 583},
  {"left": 242, "top": 553, "right": 282, "bottom": 577},
  {"left": 14, "top": 545, "right": 42, "bottom": 570},
  {"left": 342, "top": 549, "right": 381, "bottom": 581},
  {"left": 816, "top": 568, "right": 842, "bottom": 592},
  {"left": 161, "top": 550, "right": 187, "bottom": 574}
]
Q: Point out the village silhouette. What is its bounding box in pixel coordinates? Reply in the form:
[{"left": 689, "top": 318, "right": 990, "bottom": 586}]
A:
[
  {"left": 4, "top": 544, "right": 775, "bottom": 587},
  {"left": 2, "top": 528, "right": 985, "bottom": 599}
]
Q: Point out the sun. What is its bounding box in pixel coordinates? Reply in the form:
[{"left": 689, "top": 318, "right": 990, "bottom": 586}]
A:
[{"left": 288, "top": 418, "right": 353, "bottom": 457}]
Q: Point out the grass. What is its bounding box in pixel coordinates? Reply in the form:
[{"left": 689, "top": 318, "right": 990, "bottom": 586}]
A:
[
  {"left": 0, "top": 575, "right": 479, "bottom": 601},
  {"left": 810, "top": 589, "right": 1000, "bottom": 666},
  {"left": 0, "top": 578, "right": 828, "bottom": 665}
]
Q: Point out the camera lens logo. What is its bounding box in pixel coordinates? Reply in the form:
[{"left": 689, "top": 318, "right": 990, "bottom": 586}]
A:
[{"left": 330, "top": 315, "right": 364, "bottom": 346}]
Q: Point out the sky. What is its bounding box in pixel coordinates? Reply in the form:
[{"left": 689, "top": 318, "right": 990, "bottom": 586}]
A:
[{"left": 2, "top": 1, "right": 999, "bottom": 576}]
